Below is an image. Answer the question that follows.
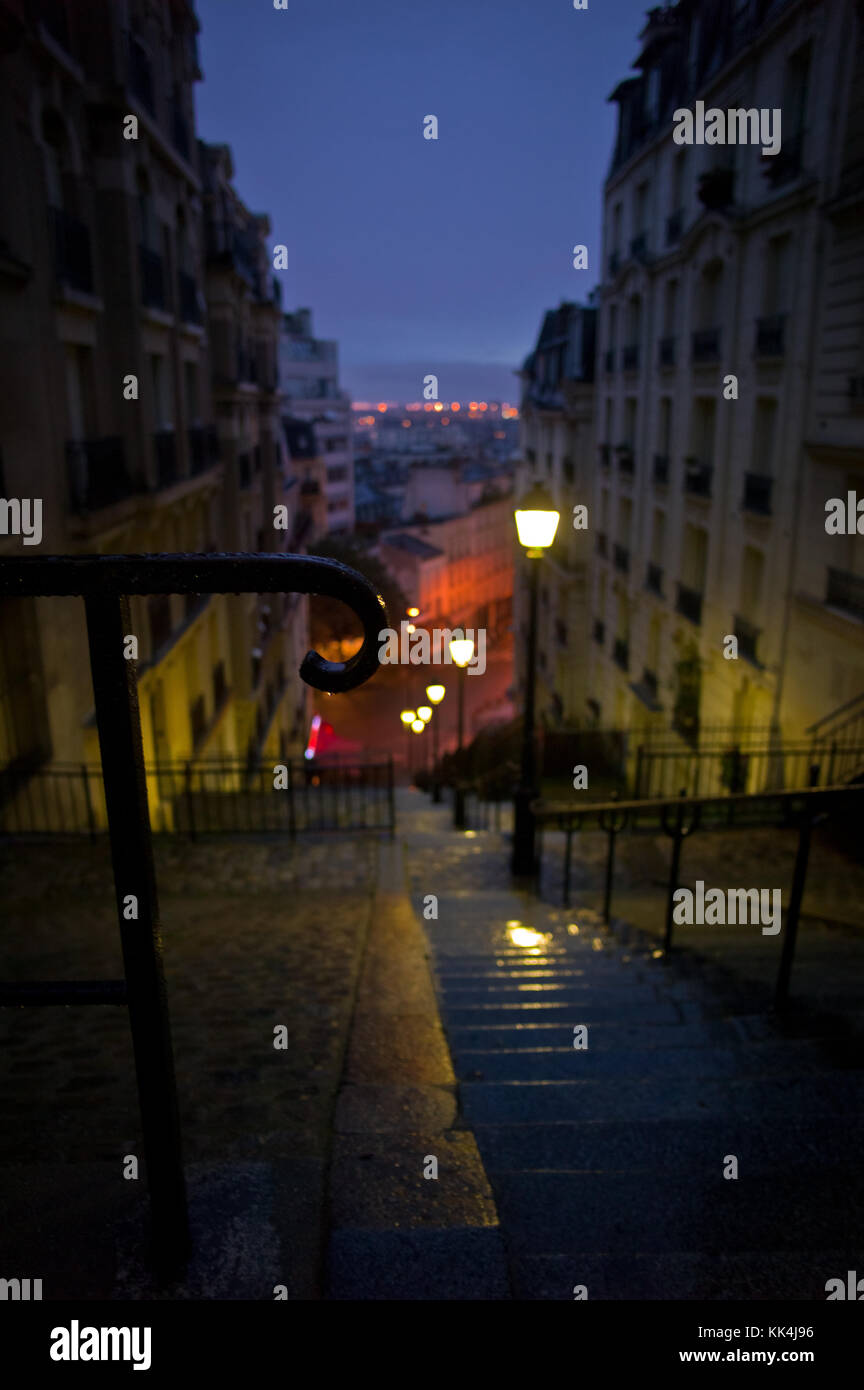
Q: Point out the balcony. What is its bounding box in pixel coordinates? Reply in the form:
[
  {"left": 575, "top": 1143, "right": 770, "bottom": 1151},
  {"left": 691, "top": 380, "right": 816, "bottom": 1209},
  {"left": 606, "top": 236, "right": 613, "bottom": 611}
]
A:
[
  {"left": 653, "top": 454, "right": 669, "bottom": 486},
  {"left": 139, "top": 245, "right": 166, "bottom": 310},
  {"left": 128, "top": 36, "right": 155, "bottom": 115},
  {"left": 599, "top": 444, "right": 611, "bottom": 469},
  {"left": 622, "top": 343, "right": 640, "bottom": 371},
  {"left": 826, "top": 567, "right": 864, "bottom": 622},
  {"left": 613, "top": 543, "right": 630, "bottom": 574},
  {"left": 596, "top": 531, "right": 608, "bottom": 558},
  {"left": 51, "top": 207, "right": 93, "bottom": 294},
  {"left": 629, "top": 234, "right": 648, "bottom": 262},
  {"left": 742, "top": 472, "right": 773, "bottom": 516},
  {"left": 177, "top": 270, "right": 202, "bottom": 324},
  {"left": 592, "top": 619, "right": 605, "bottom": 646},
  {"left": 676, "top": 582, "right": 703, "bottom": 625},
  {"left": 66, "top": 438, "right": 143, "bottom": 513},
  {"left": 684, "top": 459, "right": 713, "bottom": 498},
  {"left": 692, "top": 328, "right": 721, "bottom": 364},
  {"left": 604, "top": 348, "right": 616, "bottom": 374},
  {"left": 666, "top": 210, "right": 683, "bottom": 245},
  {"left": 734, "top": 614, "right": 761, "bottom": 665},
  {"left": 613, "top": 638, "right": 629, "bottom": 671},
  {"left": 658, "top": 336, "right": 676, "bottom": 368},
  {"left": 755, "top": 314, "right": 786, "bottom": 357},
  {"left": 646, "top": 561, "right": 664, "bottom": 595},
  {"left": 154, "top": 430, "right": 178, "bottom": 489}
]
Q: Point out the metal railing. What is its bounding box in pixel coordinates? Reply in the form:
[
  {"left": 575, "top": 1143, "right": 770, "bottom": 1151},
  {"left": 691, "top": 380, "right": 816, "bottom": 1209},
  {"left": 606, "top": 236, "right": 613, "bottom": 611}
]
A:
[
  {"left": 533, "top": 783, "right": 864, "bottom": 1008},
  {"left": 632, "top": 740, "right": 864, "bottom": 800},
  {"left": 0, "top": 552, "right": 386, "bottom": 1280}
]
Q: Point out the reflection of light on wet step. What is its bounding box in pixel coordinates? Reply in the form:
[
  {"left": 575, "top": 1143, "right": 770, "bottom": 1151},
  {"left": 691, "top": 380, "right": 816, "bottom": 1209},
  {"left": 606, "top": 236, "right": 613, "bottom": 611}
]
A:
[{"left": 505, "top": 920, "right": 552, "bottom": 952}]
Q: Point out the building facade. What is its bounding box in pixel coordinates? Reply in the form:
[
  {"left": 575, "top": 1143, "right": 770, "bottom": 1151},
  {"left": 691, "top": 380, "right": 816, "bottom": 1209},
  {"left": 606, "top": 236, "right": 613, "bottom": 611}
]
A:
[
  {"left": 588, "top": 0, "right": 863, "bottom": 751},
  {"left": 515, "top": 300, "right": 596, "bottom": 726},
  {"left": 278, "top": 308, "right": 354, "bottom": 535},
  {"left": 0, "top": 0, "right": 311, "bottom": 828}
]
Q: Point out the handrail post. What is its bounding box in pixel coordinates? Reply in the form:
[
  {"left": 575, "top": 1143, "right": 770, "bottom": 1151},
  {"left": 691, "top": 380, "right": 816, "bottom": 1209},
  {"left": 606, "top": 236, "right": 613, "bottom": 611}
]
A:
[
  {"left": 84, "top": 593, "right": 189, "bottom": 1279},
  {"left": 774, "top": 804, "right": 817, "bottom": 1010},
  {"left": 661, "top": 788, "right": 700, "bottom": 956}
]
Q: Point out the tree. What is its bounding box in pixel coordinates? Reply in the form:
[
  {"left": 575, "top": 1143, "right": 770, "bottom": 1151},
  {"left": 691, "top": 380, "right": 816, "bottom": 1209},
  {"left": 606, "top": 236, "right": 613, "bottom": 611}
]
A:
[{"left": 306, "top": 534, "right": 407, "bottom": 647}]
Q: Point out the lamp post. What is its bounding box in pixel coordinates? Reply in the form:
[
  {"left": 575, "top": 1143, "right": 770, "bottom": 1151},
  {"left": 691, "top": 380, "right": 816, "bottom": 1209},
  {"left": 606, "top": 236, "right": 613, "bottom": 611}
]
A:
[
  {"left": 400, "top": 708, "right": 416, "bottom": 778},
  {"left": 426, "top": 683, "right": 445, "bottom": 801},
  {"left": 448, "top": 633, "right": 475, "bottom": 829},
  {"left": 511, "top": 483, "right": 560, "bottom": 875}
]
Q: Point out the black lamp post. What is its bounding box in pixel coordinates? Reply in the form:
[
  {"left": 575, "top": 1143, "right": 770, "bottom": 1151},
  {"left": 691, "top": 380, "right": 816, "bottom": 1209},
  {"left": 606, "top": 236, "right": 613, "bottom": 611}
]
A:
[
  {"left": 449, "top": 633, "right": 474, "bottom": 829},
  {"left": 426, "top": 683, "right": 445, "bottom": 800},
  {"left": 511, "top": 483, "right": 560, "bottom": 875}
]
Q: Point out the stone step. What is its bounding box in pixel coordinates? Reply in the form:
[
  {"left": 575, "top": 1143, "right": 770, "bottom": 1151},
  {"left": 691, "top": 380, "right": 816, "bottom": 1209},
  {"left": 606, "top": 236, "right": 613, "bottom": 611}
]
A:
[
  {"left": 452, "top": 1038, "right": 831, "bottom": 1083},
  {"left": 443, "top": 999, "right": 684, "bottom": 1027}
]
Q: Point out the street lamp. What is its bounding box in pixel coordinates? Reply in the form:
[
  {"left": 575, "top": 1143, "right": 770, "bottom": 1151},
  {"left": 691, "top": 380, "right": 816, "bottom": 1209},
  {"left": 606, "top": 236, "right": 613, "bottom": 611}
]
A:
[
  {"left": 417, "top": 705, "right": 432, "bottom": 722},
  {"left": 449, "top": 632, "right": 475, "bottom": 829},
  {"left": 426, "top": 683, "right": 446, "bottom": 802},
  {"left": 411, "top": 719, "right": 425, "bottom": 733},
  {"left": 512, "top": 482, "right": 560, "bottom": 875},
  {"left": 400, "top": 708, "right": 416, "bottom": 778}
]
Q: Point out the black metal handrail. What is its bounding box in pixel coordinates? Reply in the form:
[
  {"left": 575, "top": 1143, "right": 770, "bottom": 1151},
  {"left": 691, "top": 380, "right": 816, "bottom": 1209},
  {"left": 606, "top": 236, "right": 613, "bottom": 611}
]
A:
[
  {"left": 532, "top": 783, "right": 864, "bottom": 1009},
  {"left": 0, "top": 552, "right": 386, "bottom": 1280}
]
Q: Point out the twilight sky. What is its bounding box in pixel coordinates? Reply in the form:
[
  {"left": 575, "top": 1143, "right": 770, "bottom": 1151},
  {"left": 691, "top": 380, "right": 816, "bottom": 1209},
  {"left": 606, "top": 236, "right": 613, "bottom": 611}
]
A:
[{"left": 194, "top": 0, "right": 651, "bottom": 400}]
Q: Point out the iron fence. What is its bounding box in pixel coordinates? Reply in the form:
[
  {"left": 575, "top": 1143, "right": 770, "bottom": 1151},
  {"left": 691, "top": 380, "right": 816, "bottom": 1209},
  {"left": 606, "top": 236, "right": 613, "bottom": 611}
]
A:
[
  {"left": 633, "top": 741, "right": 864, "bottom": 799},
  {"left": 533, "top": 782, "right": 864, "bottom": 1009}
]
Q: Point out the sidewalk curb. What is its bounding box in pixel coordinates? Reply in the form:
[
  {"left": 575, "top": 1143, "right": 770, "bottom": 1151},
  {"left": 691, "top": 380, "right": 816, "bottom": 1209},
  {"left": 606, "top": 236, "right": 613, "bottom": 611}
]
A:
[{"left": 325, "top": 839, "right": 510, "bottom": 1299}]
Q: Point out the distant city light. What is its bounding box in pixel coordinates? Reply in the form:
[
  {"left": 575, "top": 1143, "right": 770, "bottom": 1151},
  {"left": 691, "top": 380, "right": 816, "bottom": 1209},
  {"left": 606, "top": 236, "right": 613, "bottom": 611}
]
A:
[
  {"left": 433, "top": 402, "right": 443, "bottom": 412},
  {"left": 406, "top": 623, "right": 416, "bottom": 633},
  {"left": 377, "top": 402, "right": 387, "bottom": 412},
  {"left": 402, "top": 419, "right": 411, "bottom": 427},
  {"left": 424, "top": 402, "right": 434, "bottom": 412},
  {"left": 407, "top": 607, "right": 420, "bottom": 617},
  {"left": 479, "top": 402, "right": 488, "bottom": 411},
  {"left": 450, "top": 402, "right": 460, "bottom": 411},
  {"left": 442, "top": 417, "right": 449, "bottom": 425},
  {"left": 469, "top": 401, "right": 478, "bottom": 411}
]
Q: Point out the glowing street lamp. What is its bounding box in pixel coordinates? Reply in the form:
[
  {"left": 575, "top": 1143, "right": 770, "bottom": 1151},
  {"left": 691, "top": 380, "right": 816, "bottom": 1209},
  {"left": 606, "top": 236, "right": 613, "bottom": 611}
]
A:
[
  {"left": 411, "top": 718, "right": 425, "bottom": 733},
  {"left": 400, "top": 710, "right": 416, "bottom": 725},
  {"left": 449, "top": 632, "right": 475, "bottom": 829},
  {"left": 407, "top": 606, "right": 420, "bottom": 618},
  {"left": 512, "top": 483, "right": 560, "bottom": 876},
  {"left": 417, "top": 706, "right": 433, "bottom": 722},
  {"left": 425, "top": 684, "right": 446, "bottom": 801}
]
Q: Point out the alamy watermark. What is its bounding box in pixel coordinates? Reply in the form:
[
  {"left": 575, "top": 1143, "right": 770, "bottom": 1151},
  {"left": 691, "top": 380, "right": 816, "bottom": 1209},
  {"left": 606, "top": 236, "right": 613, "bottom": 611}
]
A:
[
  {"left": 0, "top": 497, "right": 42, "bottom": 545},
  {"left": 378, "top": 623, "right": 487, "bottom": 675},
  {"left": 672, "top": 100, "right": 781, "bottom": 156},
  {"left": 672, "top": 881, "right": 782, "bottom": 935}
]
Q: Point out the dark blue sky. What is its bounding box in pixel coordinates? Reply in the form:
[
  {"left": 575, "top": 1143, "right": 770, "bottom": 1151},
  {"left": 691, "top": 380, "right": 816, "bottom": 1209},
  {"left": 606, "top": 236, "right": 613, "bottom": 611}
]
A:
[{"left": 194, "top": 0, "right": 650, "bottom": 399}]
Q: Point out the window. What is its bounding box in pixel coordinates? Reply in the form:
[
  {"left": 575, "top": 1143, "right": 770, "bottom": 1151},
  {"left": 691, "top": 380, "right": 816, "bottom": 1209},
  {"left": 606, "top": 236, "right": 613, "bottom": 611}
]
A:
[
  {"left": 763, "top": 236, "right": 790, "bottom": 315},
  {"left": 752, "top": 398, "right": 777, "bottom": 473},
  {"left": 740, "top": 546, "right": 764, "bottom": 615}
]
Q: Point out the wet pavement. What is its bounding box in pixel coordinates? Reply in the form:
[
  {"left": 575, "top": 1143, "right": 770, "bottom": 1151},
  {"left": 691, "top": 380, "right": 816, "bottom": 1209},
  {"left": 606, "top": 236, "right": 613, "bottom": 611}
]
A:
[{"left": 401, "top": 788, "right": 864, "bottom": 1300}]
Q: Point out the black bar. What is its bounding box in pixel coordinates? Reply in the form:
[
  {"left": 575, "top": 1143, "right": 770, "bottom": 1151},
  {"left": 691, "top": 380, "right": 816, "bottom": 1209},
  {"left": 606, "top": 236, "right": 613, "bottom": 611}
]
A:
[
  {"left": 0, "top": 552, "right": 386, "bottom": 694},
  {"left": 0, "top": 980, "right": 126, "bottom": 1006},
  {"left": 85, "top": 592, "right": 189, "bottom": 1279}
]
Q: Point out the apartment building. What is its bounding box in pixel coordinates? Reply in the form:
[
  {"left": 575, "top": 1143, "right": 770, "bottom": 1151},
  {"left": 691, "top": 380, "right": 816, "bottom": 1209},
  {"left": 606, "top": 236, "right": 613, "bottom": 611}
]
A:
[
  {"left": 278, "top": 308, "right": 355, "bottom": 534},
  {"left": 589, "top": 0, "right": 862, "bottom": 748},
  {"left": 0, "top": 0, "right": 310, "bottom": 826},
  {"left": 515, "top": 301, "right": 596, "bottom": 725}
]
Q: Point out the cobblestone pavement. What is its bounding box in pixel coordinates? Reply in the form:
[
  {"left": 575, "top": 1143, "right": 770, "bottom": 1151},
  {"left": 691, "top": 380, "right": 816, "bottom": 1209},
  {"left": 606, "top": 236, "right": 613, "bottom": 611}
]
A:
[{"left": 0, "top": 834, "right": 379, "bottom": 1297}]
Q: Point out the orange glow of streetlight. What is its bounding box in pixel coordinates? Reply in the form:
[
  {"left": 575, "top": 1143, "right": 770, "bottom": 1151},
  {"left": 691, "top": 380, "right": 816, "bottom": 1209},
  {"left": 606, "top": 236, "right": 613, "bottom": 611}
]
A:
[
  {"left": 400, "top": 709, "right": 416, "bottom": 725},
  {"left": 433, "top": 402, "right": 443, "bottom": 412},
  {"left": 426, "top": 684, "right": 445, "bottom": 704},
  {"left": 407, "top": 607, "right": 420, "bottom": 618},
  {"left": 450, "top": 402, "right": 460, "bottom": 411},
  {"left": 411, "top": 719, "right": 425, "bottom": 734},
  {"left": 377, "top": 402, "right": 387, "bottom": 413}
]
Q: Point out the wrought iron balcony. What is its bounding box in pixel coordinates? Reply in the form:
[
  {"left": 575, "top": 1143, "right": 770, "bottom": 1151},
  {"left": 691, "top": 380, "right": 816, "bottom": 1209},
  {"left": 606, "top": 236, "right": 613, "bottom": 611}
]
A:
[
  {"left": 743, "top": 471, "right": 773, "bottom": 516},
  {"left": 613, "top": 543, "right": 630, "bottom": 574},
  {"left": 51, "top": 207, "right": 93, "bottom": 294},
  {"left": 827, "top": 567, "right": 864, "bottom": 622},
  {"left": 653, "top": 454, "right": 669, "bottom": 486},
  {"left": 658, "top": 336, "right": 676, "bottom": 367},
  {"left": 676, "top": 582, "right": 703, "bottom": 625},
  {"left": 140, "top": 245, "right": 166, "bottom": 309},
  {"left": 734, "top": 613, "right": 761, "bottom": 664},
  {"left": 692, "top": 328, "right": 721, "bottom": 363},
  {"left": 684, "top": 458, "right": 713, "bottom": 498},
  {"left": 66, "top": 438, "right": 143, "bottom": 513},
  {"left": 613, "top": 637, "right": 629, "bottom": 671},
  {"left": 755, "top": 314, "right": 786, "bottom": 357},
  {"left": 646, "top": 561, "right": 663, "bottom": 595}
]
